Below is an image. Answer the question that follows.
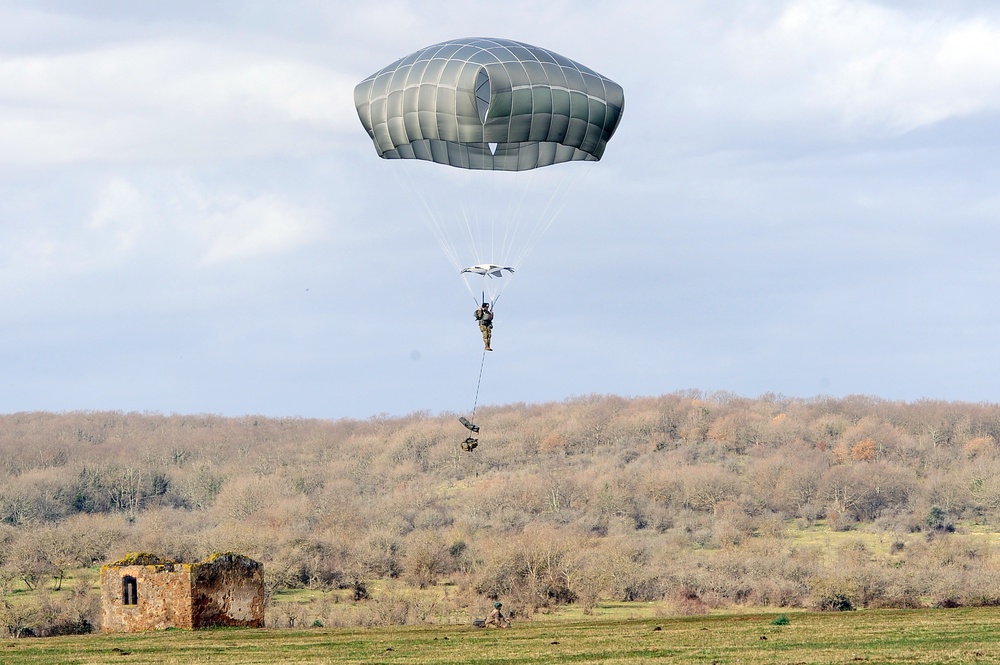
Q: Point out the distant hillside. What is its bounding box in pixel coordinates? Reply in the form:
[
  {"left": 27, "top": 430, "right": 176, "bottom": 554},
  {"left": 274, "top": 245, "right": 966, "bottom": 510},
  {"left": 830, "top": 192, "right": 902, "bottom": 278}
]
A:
[{"left": 3, "top": 392, "right": 1000, "bottom": 634}]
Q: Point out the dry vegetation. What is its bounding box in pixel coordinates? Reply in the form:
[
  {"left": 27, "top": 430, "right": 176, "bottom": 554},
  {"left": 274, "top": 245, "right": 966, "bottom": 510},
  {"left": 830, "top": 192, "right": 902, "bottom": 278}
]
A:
[{"left": 3, "top": 391, "right": 1000, "bottom": 637}]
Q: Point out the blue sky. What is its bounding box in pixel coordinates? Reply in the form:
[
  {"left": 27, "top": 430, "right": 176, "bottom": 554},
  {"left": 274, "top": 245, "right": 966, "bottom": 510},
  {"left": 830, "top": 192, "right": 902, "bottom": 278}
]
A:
[{"left": 2, "top": 0, "right": 999, "bottom": 418}]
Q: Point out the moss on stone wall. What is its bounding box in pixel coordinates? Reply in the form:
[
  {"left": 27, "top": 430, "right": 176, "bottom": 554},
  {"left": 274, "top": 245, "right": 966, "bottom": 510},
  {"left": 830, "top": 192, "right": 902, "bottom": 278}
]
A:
[
  {"left": 202, "top": 552, "right": 261, "bottom": 572},
  {"left": 107, "top": 552, "right": 177, "bottom": 567}
]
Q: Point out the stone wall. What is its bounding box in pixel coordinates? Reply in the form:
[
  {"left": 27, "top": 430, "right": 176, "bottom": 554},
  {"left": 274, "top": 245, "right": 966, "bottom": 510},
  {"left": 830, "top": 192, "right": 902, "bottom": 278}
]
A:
[
  {"left": 100, "top": 556, "right": 194, "bottom": 632},
  {"left": 191, "top": 553, "right": 265, "bottom": 628},
  {"left": 101, "top": 553, "right": 263, "bottom": 632}
]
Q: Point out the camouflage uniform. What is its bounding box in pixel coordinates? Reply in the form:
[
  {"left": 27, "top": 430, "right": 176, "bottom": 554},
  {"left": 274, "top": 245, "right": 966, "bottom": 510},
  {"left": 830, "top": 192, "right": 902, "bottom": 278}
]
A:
[
  {"left": 475, "top": 305, "right": 493, "bottom": 351},
  {"left": 485, "top": 603, "right": 509, "bottom": 628}
]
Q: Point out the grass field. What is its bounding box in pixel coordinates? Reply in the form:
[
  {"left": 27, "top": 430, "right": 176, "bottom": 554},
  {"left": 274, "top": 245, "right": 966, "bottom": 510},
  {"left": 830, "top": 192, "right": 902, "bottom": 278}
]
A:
[{"left": 4, "top": 607, "right": 1000, "bottom": 664}]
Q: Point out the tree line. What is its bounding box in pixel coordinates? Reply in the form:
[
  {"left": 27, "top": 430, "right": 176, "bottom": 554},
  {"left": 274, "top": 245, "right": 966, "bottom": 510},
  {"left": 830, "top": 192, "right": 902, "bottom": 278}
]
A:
[{"left": 3, "top": 392, "right": 1000, "bottom": 635}]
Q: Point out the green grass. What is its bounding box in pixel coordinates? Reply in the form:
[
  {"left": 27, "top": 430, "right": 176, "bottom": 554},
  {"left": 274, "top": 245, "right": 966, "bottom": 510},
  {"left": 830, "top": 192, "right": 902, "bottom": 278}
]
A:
[{"left": 5, "top": 607, "right": 1000, "bottom": 664}]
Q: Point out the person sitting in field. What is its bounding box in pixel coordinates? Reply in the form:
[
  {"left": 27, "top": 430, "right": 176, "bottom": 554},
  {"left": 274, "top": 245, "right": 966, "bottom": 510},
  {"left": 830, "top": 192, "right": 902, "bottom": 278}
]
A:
[{"left": 484, "top": 601, "right": 510, "bottom": 628}]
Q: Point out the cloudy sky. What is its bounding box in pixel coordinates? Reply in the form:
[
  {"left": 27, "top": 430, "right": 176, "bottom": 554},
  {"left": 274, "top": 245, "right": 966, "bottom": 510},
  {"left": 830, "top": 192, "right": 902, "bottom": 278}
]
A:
[{"left": 2, "top": 0, "right": 999, "bottom": 419}]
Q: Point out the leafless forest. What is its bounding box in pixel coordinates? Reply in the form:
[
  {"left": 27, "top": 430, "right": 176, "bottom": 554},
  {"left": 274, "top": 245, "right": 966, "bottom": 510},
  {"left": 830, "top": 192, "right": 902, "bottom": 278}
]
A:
[{"left": 4, "top": 392, "right": 1000, "bottom": 634}]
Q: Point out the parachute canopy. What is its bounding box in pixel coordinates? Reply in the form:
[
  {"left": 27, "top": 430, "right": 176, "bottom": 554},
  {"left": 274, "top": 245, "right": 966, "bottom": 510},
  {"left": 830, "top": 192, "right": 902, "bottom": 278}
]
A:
[{"left": 354, "top": 37, "right": 625, "bottom": 171}]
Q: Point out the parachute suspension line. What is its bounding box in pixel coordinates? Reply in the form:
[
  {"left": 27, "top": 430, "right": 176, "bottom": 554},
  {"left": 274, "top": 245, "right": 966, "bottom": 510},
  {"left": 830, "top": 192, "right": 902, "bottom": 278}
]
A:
[
  {"left": 385, "top": 151, "right": 595, "bottom": 306},
  {"left": 496, "top": 168, "right": 533, "bottom": 267},
  {"left": 507, "top": 161, "right": 554, "bottom": 266},
  {"left": 392, "top": 163, "right": 465, "bottom": 272},
  {"left": 510, "top": 161, "right": 598, "bottom": 270},
  {"left": 448, "top": 152, "right": 519, "bottom": 305},
  {"left": 458, "top": 157, "right": 523, "bottom": 271},
  {"left": 450, "top": 144, "right": 494, "bottom": 270},
  {"left": 471, "top": 345, "right": 487, "bottom": 420},
  {"left": 478, "top": 146, "right": 493, "bottom": 265},
  {"left": 459, "top": 155, "right": 485, "bottom": 265}
]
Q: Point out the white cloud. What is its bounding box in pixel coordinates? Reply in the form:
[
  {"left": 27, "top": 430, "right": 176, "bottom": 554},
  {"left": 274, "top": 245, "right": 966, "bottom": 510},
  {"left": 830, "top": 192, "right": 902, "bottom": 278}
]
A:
[
  {"left": 198, "top": 193, "right": 323, "bottom": 266},
  {"left": 87, "top": 178, "right": 148, "bottom": 253},
  {"left": 0, "top": 177, "right": 149, "bottom": 280},
  {"left": 0, "top": 173, "right": 325, "bottom": 288},
  {"left": 729, "top": 0, "right": 1000, "bottom": 135},
  {"left": 0, "top": 37, "right": 357, "bottom": 167}
]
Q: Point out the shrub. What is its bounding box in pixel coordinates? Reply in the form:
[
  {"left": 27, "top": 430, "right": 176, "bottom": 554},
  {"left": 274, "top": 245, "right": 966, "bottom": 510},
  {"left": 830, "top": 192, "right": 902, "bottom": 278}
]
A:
[{"left": 817, "top": 594, "right": 854, "bottom": 611}]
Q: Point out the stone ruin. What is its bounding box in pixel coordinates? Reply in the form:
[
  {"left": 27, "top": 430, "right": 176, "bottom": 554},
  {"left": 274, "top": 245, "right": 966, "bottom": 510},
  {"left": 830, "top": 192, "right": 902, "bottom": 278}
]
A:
[{"left": 100, "top": 552, "right": 264, "bottom": 632}]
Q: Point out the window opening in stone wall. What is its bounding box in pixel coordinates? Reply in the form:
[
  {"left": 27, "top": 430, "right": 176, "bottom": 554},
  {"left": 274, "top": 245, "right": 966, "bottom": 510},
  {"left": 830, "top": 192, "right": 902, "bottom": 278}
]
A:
[{"left": 123, "top": 576, "right": 138, "bottom": 606}]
